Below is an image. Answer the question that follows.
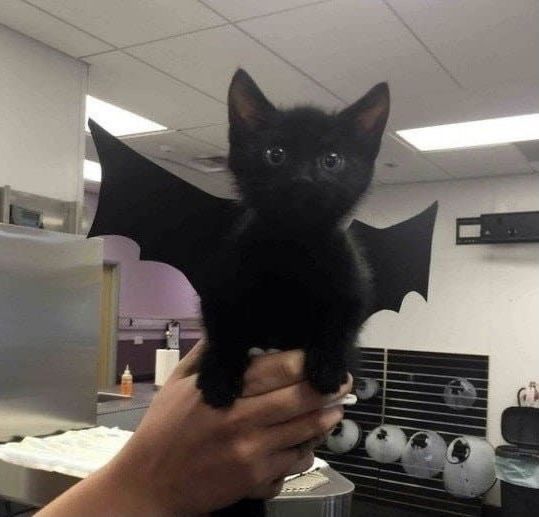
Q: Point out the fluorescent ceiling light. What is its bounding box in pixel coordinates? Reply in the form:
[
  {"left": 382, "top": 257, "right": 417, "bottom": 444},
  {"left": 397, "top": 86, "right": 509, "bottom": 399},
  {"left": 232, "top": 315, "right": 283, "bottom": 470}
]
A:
[
  {"left": 85, "top": 95, "right": 166, "bottom": 137},
  {"left": 397, "top": 113, "right": 539, "bottom": 151},
  {"left": 84, "top": 159, "right": 101, "bottom": 182}
]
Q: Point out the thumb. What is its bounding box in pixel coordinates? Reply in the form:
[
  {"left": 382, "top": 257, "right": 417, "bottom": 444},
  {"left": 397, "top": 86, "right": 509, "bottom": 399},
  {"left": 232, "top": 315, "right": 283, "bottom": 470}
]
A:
[{"left": 170, "top": 339, "right": 206, "bottom": 380}]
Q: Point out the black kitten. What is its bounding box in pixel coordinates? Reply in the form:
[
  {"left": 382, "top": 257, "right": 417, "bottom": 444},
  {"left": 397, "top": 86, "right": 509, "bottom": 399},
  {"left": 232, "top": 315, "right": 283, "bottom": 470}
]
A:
[
  {"left": 197, "top": 69, "right": 389, "bottom": 514},
  {"left": 197, "top": 69, "right": 389, "bottom": 406}
]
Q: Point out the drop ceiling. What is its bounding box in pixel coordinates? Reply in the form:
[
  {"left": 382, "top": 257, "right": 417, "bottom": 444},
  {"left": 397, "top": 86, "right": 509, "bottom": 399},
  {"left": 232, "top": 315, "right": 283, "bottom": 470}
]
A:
[{"left": 2, "top": 0, "right": 538, "bottom": 187}]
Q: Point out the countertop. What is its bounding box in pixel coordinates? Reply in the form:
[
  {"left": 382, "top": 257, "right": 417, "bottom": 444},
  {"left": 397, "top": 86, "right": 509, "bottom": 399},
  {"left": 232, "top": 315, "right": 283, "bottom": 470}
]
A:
[
  {"left": 97, "top": 383, "right": 156, "bottom": 415},
  {"left": 0, "top": 460, "right": 353, "bottom": 509},
  {"left": 3, "top": 385, "right": 356, "bottom": 509}
]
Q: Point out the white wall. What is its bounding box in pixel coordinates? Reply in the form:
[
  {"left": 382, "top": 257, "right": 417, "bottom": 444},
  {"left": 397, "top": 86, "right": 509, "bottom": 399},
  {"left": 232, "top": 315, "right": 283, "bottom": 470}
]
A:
[
  {"left": 357, "top": 173, "right": 539, "bottom": 505},
  {"left": 0, "top": 25, "right": 87, "bottom": 203}
]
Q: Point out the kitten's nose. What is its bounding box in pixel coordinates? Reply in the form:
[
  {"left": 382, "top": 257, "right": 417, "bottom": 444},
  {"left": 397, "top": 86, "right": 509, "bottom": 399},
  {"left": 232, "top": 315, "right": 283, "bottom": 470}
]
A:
[
  {"left": 291, "top": 176, "right": 314, "bottom": 186},
  {"left": 295, "top": 164, "right": 318, "bottom": 183}
]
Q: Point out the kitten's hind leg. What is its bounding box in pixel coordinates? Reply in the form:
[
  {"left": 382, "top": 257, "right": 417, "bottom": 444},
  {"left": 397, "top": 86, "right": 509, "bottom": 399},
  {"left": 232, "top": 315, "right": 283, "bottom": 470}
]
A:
[
  {"left": 197, "top": 340, "right": 250, "bottom": 408},
  {"left": 306, "top": 345, "right": 349, "bottom": 395},
  {"left": 196, "top": 299, "right": 251, "bottom": 407},
  {"left": 306, "top": 302, "right": 361, "bottom": 394}
]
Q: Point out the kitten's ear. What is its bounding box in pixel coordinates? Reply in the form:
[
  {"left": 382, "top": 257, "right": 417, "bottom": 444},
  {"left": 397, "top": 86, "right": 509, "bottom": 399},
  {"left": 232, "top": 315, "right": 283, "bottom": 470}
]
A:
[
  {"left": 339, "top": 82, "right": 390, "bottom": 159},
  {"left": 228, "top": 69, "right": 276, "bottom": 132}
]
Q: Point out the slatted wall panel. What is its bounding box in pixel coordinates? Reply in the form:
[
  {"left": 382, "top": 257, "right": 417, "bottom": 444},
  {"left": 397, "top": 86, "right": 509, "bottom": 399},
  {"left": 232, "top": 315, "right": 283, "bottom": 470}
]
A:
[
  {"left": 380, "top": 350, "right": 488, "bottom": 516},
  {"left": 318, "top": 348, "right": 489, "bottom": 517},
  {"left": 317, "top": 348, "right": 384, "bottom": 499}
]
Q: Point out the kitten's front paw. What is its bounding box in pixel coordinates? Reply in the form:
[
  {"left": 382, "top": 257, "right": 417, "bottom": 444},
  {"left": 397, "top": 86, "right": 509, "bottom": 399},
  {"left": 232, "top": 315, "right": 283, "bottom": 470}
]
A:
[
  {"left": 306, "top": 355, "right": 348, "bottom": 395},
  {"left": 196, "top": 366, "right": 243, "bottom": 408}
]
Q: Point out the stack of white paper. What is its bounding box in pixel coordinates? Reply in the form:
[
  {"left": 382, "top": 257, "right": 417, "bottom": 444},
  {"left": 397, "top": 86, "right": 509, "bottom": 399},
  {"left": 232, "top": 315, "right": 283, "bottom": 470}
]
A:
[{"left": 0, "top": 427, "right": 132, "bottom": 478}]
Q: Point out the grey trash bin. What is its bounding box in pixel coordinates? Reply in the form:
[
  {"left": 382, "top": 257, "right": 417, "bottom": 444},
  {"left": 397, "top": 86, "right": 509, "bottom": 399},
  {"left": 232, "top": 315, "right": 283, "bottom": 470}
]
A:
[
  {"left": 267, "top": 468, "right": 354, "bottom": 517},
  {"left": 496, "top": 407, "right": 539, "bottom": 517}
]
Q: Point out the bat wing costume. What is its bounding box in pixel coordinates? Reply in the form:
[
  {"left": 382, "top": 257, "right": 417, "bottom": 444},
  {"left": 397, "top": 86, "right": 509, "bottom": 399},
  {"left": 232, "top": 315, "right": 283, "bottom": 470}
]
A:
[{"left": 88, "top": 120, "right": 437, "bottom": 319}]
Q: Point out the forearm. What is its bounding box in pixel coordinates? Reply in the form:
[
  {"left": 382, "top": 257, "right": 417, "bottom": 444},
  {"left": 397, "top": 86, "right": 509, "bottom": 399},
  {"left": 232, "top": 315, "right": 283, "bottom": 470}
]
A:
[
  {"left": 36, "top": 459, "right": 179, "bottom": 517},
  {"left": 34, "top": 347, "right": 347, "bottom": 516}
]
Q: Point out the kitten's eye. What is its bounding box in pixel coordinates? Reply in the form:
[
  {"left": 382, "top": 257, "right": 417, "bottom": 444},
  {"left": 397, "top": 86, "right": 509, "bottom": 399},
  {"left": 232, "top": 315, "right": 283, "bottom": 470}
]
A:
[
  {"left": 320, "top": 152, "right": 344, "bottom": 172},
  {"left": 264, "top": 146, "right": 286, "bottom": 167}
]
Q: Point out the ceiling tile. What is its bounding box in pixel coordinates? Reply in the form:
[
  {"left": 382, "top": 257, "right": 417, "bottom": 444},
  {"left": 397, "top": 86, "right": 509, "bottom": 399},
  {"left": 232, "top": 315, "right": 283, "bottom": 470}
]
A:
[
  {"left": 144, "top": 155, "right": 235, "bottom": 199},
  {"left": 238, "top": 0, "right": 458, "bottom": 107},
  {"left": 515, "top": 141, "right": 539, "bottom": 163},
  {"left": 479, "top": 82, "right": 539, "bottom": 120},
  {"left": 375, "top": 136, "right": 450, "bottom": 184},
  {"left": 86, "top": 130, "right": 234, "bottom": 196},
  {"left": 0, "top": 0, "right": 112, "bottom": 57},
  {"left": 426, "top": 145, "right": 533, "bottom": 179},
  {"left": 202, "top": 0, "right": 329, "bottom": 22},
  {"left": 86, "top": 52, "right": 226, "bottom": 129},
  {"left": 386, "top": 0, "right": 539, "bottom": 91},
  {"left": 122, "top": 130, "right": 225, "bottom": 162},
  {"left": 392, "top": 82, "right": 539, "bottom": 134},
  {"left": 391, "top": 88, "right": 487, "bottom": 130},
  {"left": 128, "top": 25, "right": 343, "bottom": 110},
  {"left": 27, "top": 0, "right": 225, "bottom": 48},
  {"left": 182, "top": 124, "right": 229, "bottom": 150}
]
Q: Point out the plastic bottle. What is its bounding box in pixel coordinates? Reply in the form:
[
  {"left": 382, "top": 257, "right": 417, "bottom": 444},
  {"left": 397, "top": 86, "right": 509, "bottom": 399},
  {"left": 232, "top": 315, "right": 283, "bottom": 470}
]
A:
[
  {"left": 120, "top": 364, "right": 133, "bottom": 396},
  {"left": 529, "top": 381, "right": 539, "bottom": 408}
]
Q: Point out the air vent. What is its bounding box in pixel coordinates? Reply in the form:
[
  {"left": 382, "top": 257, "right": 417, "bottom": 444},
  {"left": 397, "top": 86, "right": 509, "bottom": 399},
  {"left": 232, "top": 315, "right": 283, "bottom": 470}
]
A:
[{"left": 189, "top": 155, "right": 228, "bottom": 173}]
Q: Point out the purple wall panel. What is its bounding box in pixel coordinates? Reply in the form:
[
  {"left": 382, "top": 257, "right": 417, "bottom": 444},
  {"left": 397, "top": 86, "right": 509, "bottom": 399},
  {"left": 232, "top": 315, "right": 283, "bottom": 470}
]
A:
[
  {"left": 85, "top": 191, "right": 200, "bottom": 319},
  {"left": 116, "top": 339, "right": 165, "bottom": 381},
  {"left": 104, "top": 235, "right": 199, "bottom": 319},
  {"left": 116, "top": 338, "right": 201, "bottom": 381}
]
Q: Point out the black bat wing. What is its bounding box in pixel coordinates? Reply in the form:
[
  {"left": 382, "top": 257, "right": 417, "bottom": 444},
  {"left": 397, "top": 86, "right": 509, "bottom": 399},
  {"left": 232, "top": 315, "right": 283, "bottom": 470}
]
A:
[
  {"left": 348, "top": 202, "right": 438, "bottom": 318},
  {"left": 87, "top": 119, "right": 243, "bottom": 295}
]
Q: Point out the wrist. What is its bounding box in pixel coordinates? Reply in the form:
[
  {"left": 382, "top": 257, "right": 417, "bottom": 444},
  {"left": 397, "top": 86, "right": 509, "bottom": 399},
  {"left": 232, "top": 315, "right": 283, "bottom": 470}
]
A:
[
  {"left": 104, "top": 441, "right": 203, "bottom": 517},
  {"left": 36, "top": 455, "right": 177, "bottom": 517},
  {"left": 102, "top": 454, "right": 172, "bottom": 516}
]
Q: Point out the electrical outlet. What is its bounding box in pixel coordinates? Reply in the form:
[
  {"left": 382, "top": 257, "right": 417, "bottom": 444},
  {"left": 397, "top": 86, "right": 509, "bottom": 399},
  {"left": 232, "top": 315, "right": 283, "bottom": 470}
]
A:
[{"left": 133, "top": 335, "right": 144, "bottom": 345}]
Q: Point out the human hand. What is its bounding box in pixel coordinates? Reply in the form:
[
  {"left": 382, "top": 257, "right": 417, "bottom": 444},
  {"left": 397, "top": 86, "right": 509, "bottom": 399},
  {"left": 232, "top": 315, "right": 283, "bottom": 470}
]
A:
[{"left": 107, "top": 340, "right": 352, "bottom": 515}]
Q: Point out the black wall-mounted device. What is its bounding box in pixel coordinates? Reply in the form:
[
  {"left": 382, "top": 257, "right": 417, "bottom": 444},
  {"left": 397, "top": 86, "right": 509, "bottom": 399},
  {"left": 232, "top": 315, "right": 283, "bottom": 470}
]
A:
[{"left": 456, "top": 211, "right": 539, "bottom": 244}]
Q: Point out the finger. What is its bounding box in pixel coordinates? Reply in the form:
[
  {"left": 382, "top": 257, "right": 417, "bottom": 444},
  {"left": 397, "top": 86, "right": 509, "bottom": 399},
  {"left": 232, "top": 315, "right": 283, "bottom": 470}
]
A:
[
  {"left": 284, "top": 451, "right": 315, "bottom": 477},
  {"left": 294, "top": 434, "right": 327, "bottom": 457},
  {"left": 248, "top": 478, "right": 284, "bottom": 500},
  {"left": 309, "top": 434, "right": 328, "bottom": 449},
  {"left": 265, "top": 406, "right": 344, "bottom": 451},
  {"left": 237, "top": 374, "right": 352, "bottom": 426},
  {"left": 242, "top": 350, "right": 306, "bottom": 397},
  {"left": 170, "top": 339, "right": 206, "bottom": 380},
  {"left": 264, "top": 444, "right": 314, "bottom": 482}
]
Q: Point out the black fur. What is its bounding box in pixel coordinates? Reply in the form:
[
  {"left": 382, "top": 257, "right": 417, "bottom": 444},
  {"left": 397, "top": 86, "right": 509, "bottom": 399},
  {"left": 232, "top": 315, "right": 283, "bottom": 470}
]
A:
[{"left": 197, "top": 69, "right": 389, "bottom": 515}]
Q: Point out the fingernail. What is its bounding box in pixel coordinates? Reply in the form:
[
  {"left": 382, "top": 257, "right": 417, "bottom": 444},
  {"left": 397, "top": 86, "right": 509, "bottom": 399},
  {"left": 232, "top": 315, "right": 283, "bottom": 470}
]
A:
[
  {"left": 322, "top": 406, "right": 344, "bottom": 423},
  {"left": 248, "top": 347, "right": 264, "bottom": 357},
  {"left": 341, "top": 393, "right": 357, "bottom": 405},
  {"left": 323, "top": 394, "right": 356, "bottom": 409},
  {"left": 323, "top": 398, "right": 342, "bottom": 409}
]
